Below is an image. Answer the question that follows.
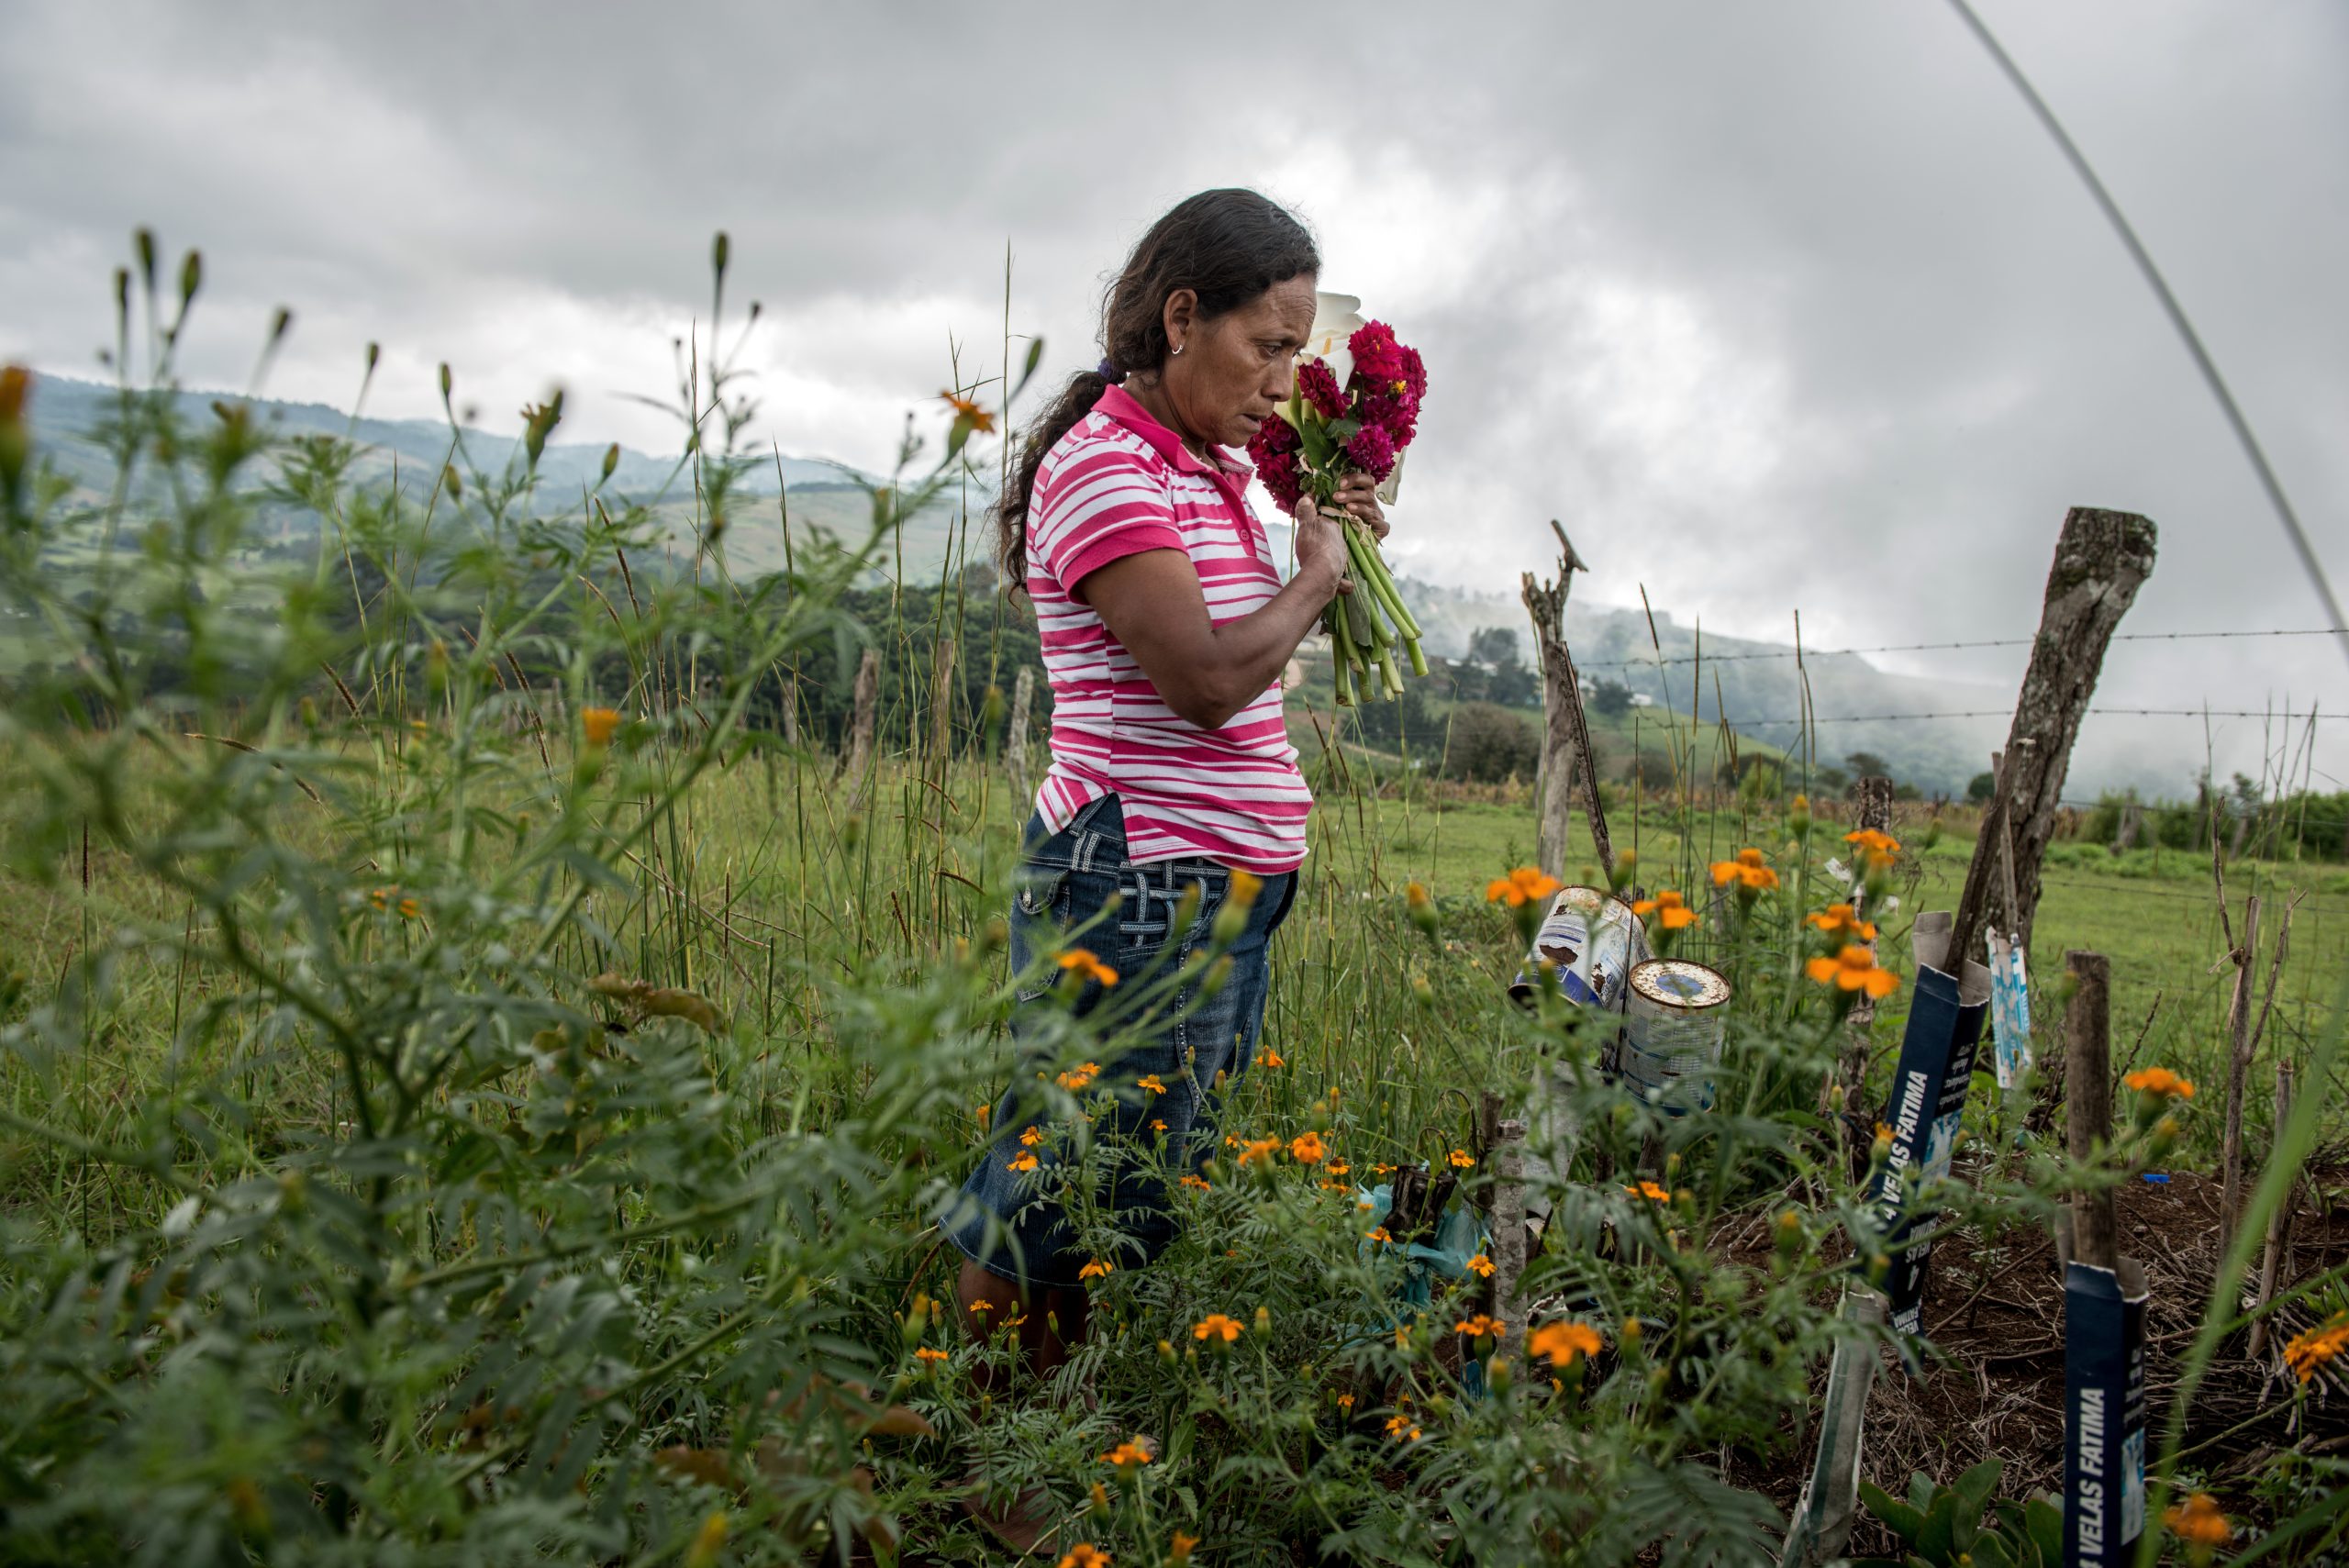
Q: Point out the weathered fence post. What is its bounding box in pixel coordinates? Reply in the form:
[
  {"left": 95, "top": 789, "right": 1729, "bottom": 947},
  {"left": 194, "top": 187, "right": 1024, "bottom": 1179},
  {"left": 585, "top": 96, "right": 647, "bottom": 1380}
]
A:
[
  {"left": 842, "top": 646, "right": 880, "bottom": 806},
  {"left": 2219, "top": 895, "right": 2261, "bottom": 1251},
  {"left": 1006, "top": 665, "right": 1036, "bottom": 813},
  {"left": 1845, "top": 777, "right": 1895, "bottom": 1042},
  {"left": 1946, "top": 508, "right": 2158, "bottom": 968},
  {"left": 1488, "top": 1116, "right": 1531, "bottom": 1345},
  {"left": 1778, "top": 1290, "right": 1887, "bottom": 1568},
  {"left": 2059, "top": 949, "right": 2148, "bottom": 1568},
  {"left": 2064, "top": 951, "right": 2118, "bottom": 1271},
  {"left": 1520, "top": 521, "right": 1612, "bottom": 876},
  {"left": 2247, "top": 1060, "right": 2298, "bottom": 1362}
]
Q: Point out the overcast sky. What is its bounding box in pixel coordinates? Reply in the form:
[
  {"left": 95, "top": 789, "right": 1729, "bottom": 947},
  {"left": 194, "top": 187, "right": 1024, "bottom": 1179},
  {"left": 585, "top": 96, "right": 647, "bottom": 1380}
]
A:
[{"left": 5, "top": 1, "right": 2343, "bottom": 793}]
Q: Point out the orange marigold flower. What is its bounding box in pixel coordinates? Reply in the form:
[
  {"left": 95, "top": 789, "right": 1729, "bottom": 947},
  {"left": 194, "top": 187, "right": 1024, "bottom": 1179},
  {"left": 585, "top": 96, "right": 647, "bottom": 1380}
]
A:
[
  {"left": 1097, "top": 1440, "right": 1152, "bottom": 1468},
  {"left": 915, "top": 1345, "right": 949, "bottom": 1362},
  {"left": 1019, "top": 1126, "right": 1045, "bottom": 1148},
  {"left": 1806, "top": 904, "right": 1878, "bottom": 940},
  {"left": 1326, "top": 1159, "right": 1350, "bottom": 1176},
  {"left": 1466, "top": 1252, "right": 1496, "bottom": 1278},
  {"left": 1180, "top": 1173, "right": 1211, "bottom": 1191},
  {"left": 1057, "top": 1546, "right": 1110, "bottom": 1568},
  {"left": 1171, "top": 1531, "right": 1200, "bottom": 1562},
  {"left": 1239, "top": 1137, "right": 1282, "bottom": 1167},
  {"left": 1077, "top": 1259, "right": 1113, "bottom": 1282},
  {"left": 1057, "top": 950, "right": 1119, "bottom": 989},
  {"left": 1008, "top": 1151, "right": 1039, "bottom": 1173},
  {"left": 1709, "top": 848, "right": 1780, "bottom": 891},
  {"left": 1135, "top": 1074, "right": 1166, "bottom": 1095},
  {"left": 581, "top": 706, "right": 620, "bottom": 747},
  {"left": 1289, "top": 1131, "right": 1326, "bottom": 1164},
  {"left": 396, "top": 896, "right": 421, "bottom": 919},
  {"left": 1485, "top": 865, "right": 1563, "bottom": 907},
  {"left": 1383, "top": 1414, "right": 1422, "bottom": 1441},
  {"left": 1151, "top": 1118, "right": 1168, "bottom": 1133},
  {"left": 1258, "top": 1047, "right": 1286, "bottom": 1069},
  {"left": 939, "top": 388, "right": 996, "bottom": 434},
  {"left": 1055, "top": 1060, "right": 1103, "bottom": 1092},
  {"left": 1844, "top": 828, "right": 1901, "bottom": 856},
  {"left": 1193, "top": 1313, "right": 1243, "bottom": 1343},
  {"left": 1805, "top": 943, "right": 1899, "bottom": 998},
  {"left": 1365, "top": 1227, "right": 1393, "bottom": 1243},
  {"left": 1448, "top": 1149, "right": 1475, "bottom": 1169},
  {"left": 2124, "top": 1067, "right": 2196, "bottom": 1100},
  {"left": 1455, "top": 1314, "right": 1507, "bottom": 1340},
  {"left": 1625, "top": 1181, "right": 1671, "bottom": 1202},
  {"left": 1529, "top": 1319, "right": 1604, "bottom": 1367},
  {"left": 974, "top": 1102, "right": 991, "bottom": 1128},
  {"left": 2283, "top": 1313, "right": 2349, "bottom": 1383},
  {"left": 1631, "top": 890, "right": 1697, "bottom": 929},
  {"left": 2164, "top": 1492, "right": 2231, "bottom": 1549}
]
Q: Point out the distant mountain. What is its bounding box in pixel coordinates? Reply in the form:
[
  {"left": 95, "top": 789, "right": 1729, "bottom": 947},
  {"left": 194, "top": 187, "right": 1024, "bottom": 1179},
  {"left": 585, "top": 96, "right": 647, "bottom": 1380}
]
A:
[
  {"left": 19, "top": 372, "right": 973, "bottom": 581},
  {"left": 22, "top": 373, "right": 863, "bottom": 498},
  {"left": 16, "top": 373, "right": 2054, "bottom": 795},
  {"left": 1377, "top": 577, "right": 2011, "bottom": 796}
]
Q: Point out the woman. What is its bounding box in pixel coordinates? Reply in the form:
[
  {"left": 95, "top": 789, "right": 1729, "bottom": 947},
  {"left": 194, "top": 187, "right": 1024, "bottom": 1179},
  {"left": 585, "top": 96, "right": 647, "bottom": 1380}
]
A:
[{"left": 943, "top": 188, "right": 1387, "bottom": 1377}]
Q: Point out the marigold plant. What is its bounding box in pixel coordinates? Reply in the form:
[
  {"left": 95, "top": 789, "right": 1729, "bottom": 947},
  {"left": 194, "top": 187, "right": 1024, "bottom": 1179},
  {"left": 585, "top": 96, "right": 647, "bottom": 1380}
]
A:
[{"left": 1807, "top": 942, "right": 1899, "bottom": 998}]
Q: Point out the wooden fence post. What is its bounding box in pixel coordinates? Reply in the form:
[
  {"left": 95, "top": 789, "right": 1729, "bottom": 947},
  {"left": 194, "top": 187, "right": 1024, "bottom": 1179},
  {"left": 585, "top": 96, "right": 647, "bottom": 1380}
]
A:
[
  {"left": 1845, "top": 776, "right": 1894, "bottom": 1027},
  {"left": 2247, "top": 1060, "right": 2298, "bottom": 1361},
  {"left": 1778, "top": 1291, "right": 1887, "bottom": 1568},
  {"left": 1006, "top": 665, "right": 1035, "bottom": 814},
  {"left": 842, "top": 646, "right": 880, "bottom": 807},
  {"left": 1488, "top": 1116, "right": 1530, "bottom": 1345},
  {"left": 2219, "top": 895, "right": 2262, "bottom": 1251},
  {"left": 1946, "top": 509, "right": 2157, "bottom": 969},
  {"left": 1520, "top": 521, "right": 1611, "bottom": 876},
  {"left": 2064, "top": 951, "right": 2117, "bottom": 1271}
]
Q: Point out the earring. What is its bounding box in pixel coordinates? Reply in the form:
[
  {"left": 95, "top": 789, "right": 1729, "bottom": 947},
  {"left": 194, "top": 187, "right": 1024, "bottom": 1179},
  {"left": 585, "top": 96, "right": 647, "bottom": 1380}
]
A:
[{"left": 1171, "top": 341, "right": 1184, "bottom": 356}]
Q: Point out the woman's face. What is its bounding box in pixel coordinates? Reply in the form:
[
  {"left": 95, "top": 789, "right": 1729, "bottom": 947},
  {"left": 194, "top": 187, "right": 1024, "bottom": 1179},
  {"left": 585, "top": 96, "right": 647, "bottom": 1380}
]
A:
[{"left": 1159, "top": 274, "right": 1318, "bottom": 450}]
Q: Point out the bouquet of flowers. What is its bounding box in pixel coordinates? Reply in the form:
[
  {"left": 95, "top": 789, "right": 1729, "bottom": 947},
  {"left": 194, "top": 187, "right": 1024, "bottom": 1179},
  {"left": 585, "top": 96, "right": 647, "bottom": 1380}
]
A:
[{"left": 1248, "top": 295, "right": 1429, "bottom": 706}]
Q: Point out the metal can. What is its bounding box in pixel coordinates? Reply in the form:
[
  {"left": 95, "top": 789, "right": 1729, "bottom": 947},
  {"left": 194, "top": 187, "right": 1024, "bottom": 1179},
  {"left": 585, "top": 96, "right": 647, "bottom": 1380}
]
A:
[
  {"left": 1508, "top": 885, "right": 1639, "bottom": 1009},
  {"left": 1620, "top": 959, "right": 1732, "bottom": 1113}
]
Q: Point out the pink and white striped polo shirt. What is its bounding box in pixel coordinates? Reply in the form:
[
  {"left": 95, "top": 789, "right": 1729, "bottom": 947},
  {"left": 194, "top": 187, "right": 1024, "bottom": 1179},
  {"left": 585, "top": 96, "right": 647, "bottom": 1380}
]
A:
[{"left": 1026, "top": 384, "right": 1310, "bottom": 873}]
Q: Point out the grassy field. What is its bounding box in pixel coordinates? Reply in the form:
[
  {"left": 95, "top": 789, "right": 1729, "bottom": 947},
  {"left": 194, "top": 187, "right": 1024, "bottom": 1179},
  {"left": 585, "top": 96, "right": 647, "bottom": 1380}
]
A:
[{"left": 6, "top": 268, "right": 2343, "bottom": 1562}]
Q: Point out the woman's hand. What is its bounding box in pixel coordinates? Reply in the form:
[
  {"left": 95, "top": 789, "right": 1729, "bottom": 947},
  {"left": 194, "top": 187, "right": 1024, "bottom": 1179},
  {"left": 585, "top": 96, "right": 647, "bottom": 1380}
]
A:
[
  {"left": 1292, "top": 498, "right": 1353, "bottom": 599},
  {"left": 1330, "top": 471, "right": 1389, "bottom": 540}
]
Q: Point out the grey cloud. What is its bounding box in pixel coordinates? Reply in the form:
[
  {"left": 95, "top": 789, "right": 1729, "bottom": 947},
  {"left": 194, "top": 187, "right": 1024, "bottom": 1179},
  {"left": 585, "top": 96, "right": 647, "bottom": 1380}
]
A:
[{"left": 2, "top": 0, "right": 2342, "bottom": 793}]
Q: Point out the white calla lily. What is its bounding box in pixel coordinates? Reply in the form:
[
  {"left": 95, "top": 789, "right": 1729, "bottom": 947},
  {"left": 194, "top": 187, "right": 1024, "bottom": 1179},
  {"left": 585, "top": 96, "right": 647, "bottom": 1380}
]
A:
[{"left": 1302, "top": 290, "right": 1364, "bottom": 390}]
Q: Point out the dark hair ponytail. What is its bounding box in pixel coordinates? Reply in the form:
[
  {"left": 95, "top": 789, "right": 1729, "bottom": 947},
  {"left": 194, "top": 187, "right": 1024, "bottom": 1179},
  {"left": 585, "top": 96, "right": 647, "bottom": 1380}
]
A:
[{"left": 996, "top": 188, "right": 1319, "bottom": 586}]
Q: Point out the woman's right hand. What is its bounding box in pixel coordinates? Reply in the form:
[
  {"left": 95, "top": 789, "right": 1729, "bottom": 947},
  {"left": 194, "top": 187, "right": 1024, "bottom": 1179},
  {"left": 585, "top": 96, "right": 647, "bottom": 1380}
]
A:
[{"left": 1293, "top": 498, "right": 1354, "bottom": 600}]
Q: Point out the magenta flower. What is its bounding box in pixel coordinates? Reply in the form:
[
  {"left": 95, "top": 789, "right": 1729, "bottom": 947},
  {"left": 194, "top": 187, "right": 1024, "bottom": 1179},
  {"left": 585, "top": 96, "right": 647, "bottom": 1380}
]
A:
[
  {"left": 1348, "top": 320, "right": 1408, "bottom": 386},
  {"left": 1296, "top": 359, "right": 1349, "bottom": 419},
  {"left": 1399, "top": 343, "right": 1427, "bottom": 401},
  {"left": 1344, "top": 422, "right": 1397, "bottom": 481},
  {"left": 1252, "top": 440, "right": 1304, "bottom": 511},
  {"left": 1357, "top": 391, "right": 1419, "bottom": 448}
]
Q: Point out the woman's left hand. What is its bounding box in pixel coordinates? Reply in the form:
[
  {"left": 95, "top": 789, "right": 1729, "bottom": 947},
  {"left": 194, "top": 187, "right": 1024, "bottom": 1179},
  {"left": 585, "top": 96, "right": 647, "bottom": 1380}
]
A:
[{"left": 1332, "top": 472, "right": 1389, "bottom": 540}]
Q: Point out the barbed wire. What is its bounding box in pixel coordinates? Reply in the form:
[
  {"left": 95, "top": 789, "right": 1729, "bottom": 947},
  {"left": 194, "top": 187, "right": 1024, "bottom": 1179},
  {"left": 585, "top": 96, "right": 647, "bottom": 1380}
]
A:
[
  {"left": 1569, "top": 627, "right": 2347, "bottom": 674},
  {"left": 1715, "top": 707, "right": 2333, "bottom": 727},
  {"left": 2028, "top": 873, "right": 2349, "bottom": 909}
]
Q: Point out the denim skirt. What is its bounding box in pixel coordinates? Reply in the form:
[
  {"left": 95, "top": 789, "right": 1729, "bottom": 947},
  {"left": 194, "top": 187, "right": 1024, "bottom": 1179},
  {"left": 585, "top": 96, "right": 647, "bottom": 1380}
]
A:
[{"left": 943, "top": 795, "right": 1297, "bottom": 1288}]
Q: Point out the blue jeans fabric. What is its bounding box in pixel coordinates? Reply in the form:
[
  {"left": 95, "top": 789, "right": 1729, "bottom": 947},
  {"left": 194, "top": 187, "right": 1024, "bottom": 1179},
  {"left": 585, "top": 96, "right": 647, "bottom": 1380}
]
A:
[{"left": 944, "top": 795, "right": 1297, "bottom": 1289}]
